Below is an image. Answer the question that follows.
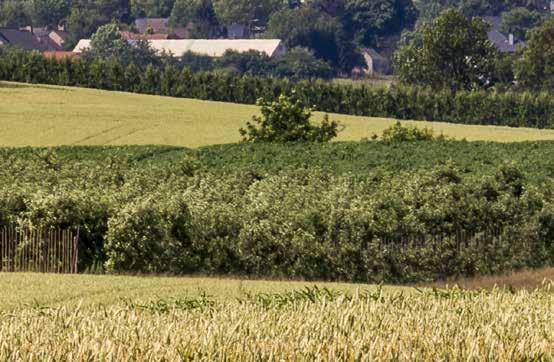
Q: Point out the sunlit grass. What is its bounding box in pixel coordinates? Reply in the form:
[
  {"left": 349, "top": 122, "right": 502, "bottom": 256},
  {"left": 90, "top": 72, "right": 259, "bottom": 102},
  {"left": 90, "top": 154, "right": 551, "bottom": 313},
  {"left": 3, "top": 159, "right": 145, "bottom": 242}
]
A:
[{"left": 3, "top": 82, "right": 554, "bottom": 147}]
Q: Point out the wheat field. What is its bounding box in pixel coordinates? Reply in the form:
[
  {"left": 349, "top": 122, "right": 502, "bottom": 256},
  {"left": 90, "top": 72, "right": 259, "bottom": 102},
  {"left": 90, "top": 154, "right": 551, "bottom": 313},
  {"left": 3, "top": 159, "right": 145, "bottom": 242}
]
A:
[
  {"left": 0, "top": 273, "right": 552, "bottom": 361},
  {"left": 2, "top": 82, "right": 554, "bottom": 147}
]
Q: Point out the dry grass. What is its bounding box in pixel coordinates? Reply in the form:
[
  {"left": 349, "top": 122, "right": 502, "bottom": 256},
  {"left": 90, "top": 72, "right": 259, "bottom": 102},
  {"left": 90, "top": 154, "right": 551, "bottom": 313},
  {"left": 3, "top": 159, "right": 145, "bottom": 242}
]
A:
[
  {"left": 2, "top": 81, "right": 554, "bottom": 147},
  {"left": 418, "top": 267, "right": 554, "bottom": 291},
  {"left": 0, "top": 275, "right": 551, "bottom": 361},
  {"left": 0, "top": 272, "right": 397, "bottom": 312}
]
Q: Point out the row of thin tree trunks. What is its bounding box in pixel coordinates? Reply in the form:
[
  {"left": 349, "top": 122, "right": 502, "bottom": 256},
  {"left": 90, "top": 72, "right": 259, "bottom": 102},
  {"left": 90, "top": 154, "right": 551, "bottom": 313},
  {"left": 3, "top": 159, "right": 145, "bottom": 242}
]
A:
[{"left": 0, "top": 227, "right": 78, "bottom": 273}]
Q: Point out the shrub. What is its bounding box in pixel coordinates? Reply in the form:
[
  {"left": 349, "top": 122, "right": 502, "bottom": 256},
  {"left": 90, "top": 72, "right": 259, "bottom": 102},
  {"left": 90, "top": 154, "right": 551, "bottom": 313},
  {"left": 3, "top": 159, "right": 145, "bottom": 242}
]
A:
[
  {"left": 239, "top": 95, "right": 339, "bottom": 143},
  {"left": 381, "top": 122, "right": 439, "bottom": 144},
  {"left": 104, "top": 196, "right": 192, "bottom": 273}
]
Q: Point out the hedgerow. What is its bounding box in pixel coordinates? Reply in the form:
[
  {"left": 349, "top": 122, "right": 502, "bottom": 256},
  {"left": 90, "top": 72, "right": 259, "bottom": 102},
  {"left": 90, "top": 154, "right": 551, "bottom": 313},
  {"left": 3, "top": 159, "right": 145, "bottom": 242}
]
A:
[
  {"left": 0, "top": 147, "right": 552, "bottom": 282},
  {"left": 0, "top": 47, "right": 552, "bottom": 129}
]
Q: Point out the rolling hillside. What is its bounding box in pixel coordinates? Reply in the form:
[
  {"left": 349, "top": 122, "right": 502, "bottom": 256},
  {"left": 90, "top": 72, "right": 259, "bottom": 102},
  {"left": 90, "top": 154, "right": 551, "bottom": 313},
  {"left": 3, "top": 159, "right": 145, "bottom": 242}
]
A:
[{"left": 2, "top": 81, "right": 554, "bottom": 147}]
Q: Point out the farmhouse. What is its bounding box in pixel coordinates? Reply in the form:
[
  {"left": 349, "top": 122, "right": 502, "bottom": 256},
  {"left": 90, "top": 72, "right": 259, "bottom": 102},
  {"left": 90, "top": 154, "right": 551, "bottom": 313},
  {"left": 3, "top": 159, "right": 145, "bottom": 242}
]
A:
[
  {"left": 0, "top": 26, "right": 69, "bottom": 51},
  {"left": 484, "top": 16, "right": 524, "bottom": 53},
  {"left": 73, "top": 39, "right": 285, "bottom": 58}
]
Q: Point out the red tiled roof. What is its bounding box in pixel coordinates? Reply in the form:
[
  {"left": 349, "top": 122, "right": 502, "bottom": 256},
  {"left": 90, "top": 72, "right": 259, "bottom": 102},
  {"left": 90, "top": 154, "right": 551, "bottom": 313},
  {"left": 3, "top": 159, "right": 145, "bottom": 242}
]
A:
[{"left": 42, "top": 51, "right": 79, "bottom": 60}]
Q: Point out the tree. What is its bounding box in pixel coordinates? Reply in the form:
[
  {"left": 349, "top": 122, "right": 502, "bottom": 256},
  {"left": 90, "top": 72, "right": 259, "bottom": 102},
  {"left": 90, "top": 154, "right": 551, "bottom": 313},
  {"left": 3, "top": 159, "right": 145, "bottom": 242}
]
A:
[
  {"left": 515, "top": 17, "right": 554, "bottom": 91},
  {"left": 27, "top": 0, "right": 71, "bottom": 27},
  {"left": 500, "top": 7, "right": 543, "bottom": 40},
  {"left": 458, "top": 0, "right": 504, "bottom": 17},
  {"left": 271, "top": 47, "right": 334, "bottom": 80},
  {"left": 86, "top": 23, "right": 134, "bottom": 61},
  {"left": 342, "top": 0, "right": 417, "bottom": 46},
  {"left": 266, "top": 7, "right": 362, "bottom": 72},
  {"left": 240, "top": 95, "right": 339, "bottom": 143},
  {"left": 414, "top": 0, "right": 458, "bottom": 24},
  {"left": 66, "top": 0, "right": 132, "bottom": 42},
  {"left": 0, "top": 0, "right": 30, "bottom": 27},
  {"left": 130, "top": 0, "right": 175, "bottom": 18},
  {"left": 393, "top": 9, "right": 498, "bottom": 90},
  {"left": 170, "top": 0, "right": 219, "bottom": 38},
  {"left": 85, "top": 23, "right": 157, "bottom": 68},
  {"left": 217, "top": 50, "right": 272, "bottom": 75},
  {"left": 213, "top": 0, "right": 282, "bottom": 25}
]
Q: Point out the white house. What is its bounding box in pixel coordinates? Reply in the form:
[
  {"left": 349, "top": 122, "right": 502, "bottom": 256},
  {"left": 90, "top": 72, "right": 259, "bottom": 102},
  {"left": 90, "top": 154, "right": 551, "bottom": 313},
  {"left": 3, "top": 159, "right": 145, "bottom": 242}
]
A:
[{"left": 73, "top": 39, "right": 285, "bottom": 58}]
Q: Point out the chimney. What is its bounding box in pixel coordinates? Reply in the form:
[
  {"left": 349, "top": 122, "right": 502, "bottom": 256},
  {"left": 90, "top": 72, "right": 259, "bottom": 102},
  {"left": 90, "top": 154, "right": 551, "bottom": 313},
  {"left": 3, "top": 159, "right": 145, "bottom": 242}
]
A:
[{"left": 508, "top": 34, "right": 514, "bottom": 46}]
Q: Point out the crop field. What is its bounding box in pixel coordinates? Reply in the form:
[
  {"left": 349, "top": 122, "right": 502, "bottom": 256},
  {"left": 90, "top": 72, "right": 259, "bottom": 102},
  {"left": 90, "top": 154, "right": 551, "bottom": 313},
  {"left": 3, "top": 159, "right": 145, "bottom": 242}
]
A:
[
  {"left": 3, "top": 81, "right": 554, "bottom": 147},
  {"left": 0, "top": 273, "right": 552, "bottom": 360}
]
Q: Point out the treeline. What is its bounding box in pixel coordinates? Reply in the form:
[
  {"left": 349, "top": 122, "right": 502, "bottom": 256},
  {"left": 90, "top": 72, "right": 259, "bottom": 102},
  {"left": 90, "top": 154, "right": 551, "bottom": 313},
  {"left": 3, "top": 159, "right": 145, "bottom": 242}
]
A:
[
  {"left": 1, "top": 47, "right": 553, "bottom": 129},
  {"left": 0, "top": 148, "right": 553, "bottom": 282}
]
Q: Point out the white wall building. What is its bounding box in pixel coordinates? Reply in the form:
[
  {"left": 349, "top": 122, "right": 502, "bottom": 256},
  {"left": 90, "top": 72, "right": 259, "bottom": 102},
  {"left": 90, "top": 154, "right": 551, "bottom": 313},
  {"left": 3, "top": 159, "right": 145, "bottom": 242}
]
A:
[{"left": 73, "top": 39, "right": 285, "bottom": 58}]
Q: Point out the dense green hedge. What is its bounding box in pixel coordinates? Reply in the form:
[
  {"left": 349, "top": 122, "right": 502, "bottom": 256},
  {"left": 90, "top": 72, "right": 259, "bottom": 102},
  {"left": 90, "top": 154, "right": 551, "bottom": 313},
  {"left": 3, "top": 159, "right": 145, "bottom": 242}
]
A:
[
  {"left": 1, "top": 47, "right": 553, "bottom": 129},
  {"left": 0, "top": 145, "right": 552, "bottom": 282}
]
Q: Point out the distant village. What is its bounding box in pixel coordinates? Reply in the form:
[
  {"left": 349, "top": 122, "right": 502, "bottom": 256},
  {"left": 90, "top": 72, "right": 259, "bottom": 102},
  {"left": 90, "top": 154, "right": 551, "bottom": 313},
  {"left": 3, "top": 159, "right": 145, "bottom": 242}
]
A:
[
  {"left": 0, "top": 0, "right": 553, "bottom": 79},
  {"left": 0, "top": 11, "right": 540, "bottom": 77}
]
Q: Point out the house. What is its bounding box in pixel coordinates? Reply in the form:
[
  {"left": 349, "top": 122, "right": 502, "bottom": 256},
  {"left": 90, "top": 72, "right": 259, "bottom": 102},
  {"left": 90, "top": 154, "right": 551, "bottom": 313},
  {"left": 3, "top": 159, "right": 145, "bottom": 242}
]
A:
[
  {"left": 0, "top": 26, "right": 70, "bottom": 51},
  {"left": 359, "top": 48, "right": 391, "bottom": 75},
  {"left": 0, "top": 28, "right": 46, "bottom": 51},
  {"left": 74, "top": 39, "right": 286, "bottom": 58},
  {"left": 135, "top": 18, "right": 169, "bottom": 34},
  {"left": 484, "top": 16, "right": 523, "bottom": 53}
]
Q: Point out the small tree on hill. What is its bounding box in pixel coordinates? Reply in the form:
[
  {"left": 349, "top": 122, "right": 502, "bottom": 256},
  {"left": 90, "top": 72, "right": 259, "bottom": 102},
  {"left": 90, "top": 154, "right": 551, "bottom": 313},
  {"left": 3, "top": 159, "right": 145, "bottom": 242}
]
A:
[{"left": 240, "top": 95, "right": 339, "bottom": 142}]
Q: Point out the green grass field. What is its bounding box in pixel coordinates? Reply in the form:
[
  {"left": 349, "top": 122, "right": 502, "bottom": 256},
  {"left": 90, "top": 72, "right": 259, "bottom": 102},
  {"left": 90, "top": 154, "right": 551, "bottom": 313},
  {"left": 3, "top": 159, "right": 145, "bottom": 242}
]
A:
[{"left": 3, "top": 81, "right": 554, "bottom": 147}]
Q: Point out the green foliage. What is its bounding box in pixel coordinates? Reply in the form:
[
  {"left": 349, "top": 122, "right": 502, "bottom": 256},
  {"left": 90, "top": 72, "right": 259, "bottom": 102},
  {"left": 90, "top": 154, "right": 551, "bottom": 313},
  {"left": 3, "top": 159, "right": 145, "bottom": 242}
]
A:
[
  {"left": 85, "top": 23, "right": 158, "bottom": 68},
  {"left": 0, "top": 146, "right": 552, "bottom": 282},
  {"left": 266, "top": 7, "right": 362, "bottom": 73},
  {"left": 169, "top": 0, "right": 219, "bottom": 38},
  {"left": 239, "top": 95, "right": 339, "bottom": 143},
  {"left": 271, "top": 47, "right": 334, "bottom": 80},
  {"left": 213, "top": 0, "right": 282, "bottom": 25},
  {"left": 130, "top": 0, "right": 175, "bottom": 18},
  {"left": 515, "top": 17, "right": 554, "bottom": 92},
  {"left": 342, "top": 0, "right": 417, "bottom": 46},
  {"left": 499, "top": 7, "right": 544, "bottom": 40},
  {"left": 394, "top": 9, "right": 498, "bottom": 91},
  {"left": 27, "top": 0, "right": 71, "bottom": 27},
  {"left": 216, "top": 48, "right": 334, "bottom": 80},
  {"left": 0, "top": 0, "right": 31, "bottom": 27},
  {"left": 381, "top": 121, "right": 438, "bottom": 144},
  {"left": 105, "top": 196, "right": 192, "bottom": 273}
]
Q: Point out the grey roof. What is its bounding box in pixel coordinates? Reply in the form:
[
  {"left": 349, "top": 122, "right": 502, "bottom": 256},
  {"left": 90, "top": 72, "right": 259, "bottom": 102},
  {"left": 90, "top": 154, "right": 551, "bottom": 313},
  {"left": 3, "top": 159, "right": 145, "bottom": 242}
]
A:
[
  {"left": 487, "top": 30, "right": 519, "bottom": 53},
  {"left": 135, "top": 18, "right": 169, "bottom": 34},
  {"left": 0, "top": 29, "right": 46, "bottom": 50}
]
